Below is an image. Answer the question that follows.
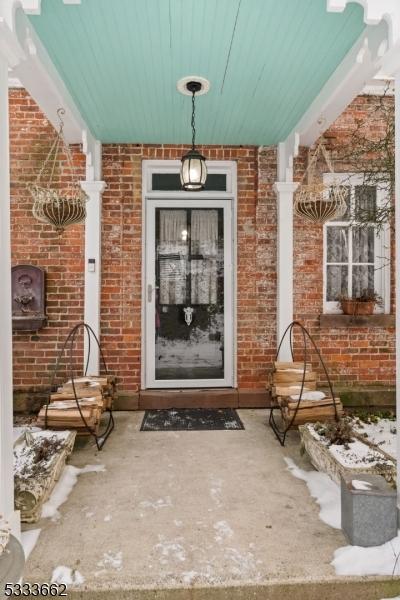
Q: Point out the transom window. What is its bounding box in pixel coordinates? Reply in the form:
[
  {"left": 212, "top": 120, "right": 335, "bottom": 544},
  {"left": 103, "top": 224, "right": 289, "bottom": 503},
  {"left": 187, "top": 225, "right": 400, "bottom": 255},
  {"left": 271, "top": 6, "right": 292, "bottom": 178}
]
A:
[{"left": 323, "top": 174, "right": 390, "bottom": 314}]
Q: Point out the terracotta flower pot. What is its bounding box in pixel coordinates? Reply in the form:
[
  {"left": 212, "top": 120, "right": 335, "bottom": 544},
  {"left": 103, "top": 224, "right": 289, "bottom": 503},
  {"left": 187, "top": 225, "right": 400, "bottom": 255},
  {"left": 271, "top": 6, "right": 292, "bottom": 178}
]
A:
[{"left": 340, "top": 299, "right": 375, "bottom": 315}]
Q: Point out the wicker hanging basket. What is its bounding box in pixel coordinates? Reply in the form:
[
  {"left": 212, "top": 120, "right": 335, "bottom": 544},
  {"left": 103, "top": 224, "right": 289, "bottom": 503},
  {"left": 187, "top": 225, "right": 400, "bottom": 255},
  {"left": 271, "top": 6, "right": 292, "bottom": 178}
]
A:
[
  {"left": 294, "top": 142, "right": 347, "bottom": 224},
  {"left": 30, "top": 108, "right": 87, "bottom": 234}
]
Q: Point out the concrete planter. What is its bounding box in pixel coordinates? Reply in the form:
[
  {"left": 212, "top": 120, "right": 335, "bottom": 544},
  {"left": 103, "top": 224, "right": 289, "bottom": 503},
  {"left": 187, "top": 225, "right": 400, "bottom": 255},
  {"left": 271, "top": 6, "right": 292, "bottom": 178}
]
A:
[
  {"left": 341, "top": 473, "right": 397, "bottom": 546},
  {"left": 14, "top": 430, "right": 76, "bottom": 523},
  {"left": 299, "top": 424, "right": 396, "bottom": 486}
]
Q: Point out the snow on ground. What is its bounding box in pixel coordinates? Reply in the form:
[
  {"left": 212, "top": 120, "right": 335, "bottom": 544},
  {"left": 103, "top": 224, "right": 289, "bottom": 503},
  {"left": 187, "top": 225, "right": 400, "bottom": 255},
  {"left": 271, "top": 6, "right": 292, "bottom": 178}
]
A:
[
  {"left": 307, "top": 423, "right": 395, "bottom": 470},
  {"left": 97, "top": 551, "right": 123, "bottom": 571},
  {"left": 42, "top": 464, "right": 105, "bottom": 520},
  {"left": 352, "top": 418, "right": 396, "bottom": 460},
  {"left": 351, "top": 479, "right": 373, "bottom": 491},
  {"left": 14, "top": 430, "right": 72, "bottom": 476},
  {"left": 21, "top": 529, "right": 41, "bottom": 560},
  {"left": 51, "top": 565, "right": 85, "bottom": 586},
  {"left": 154, "top": 536, "right": 186, "bottom": 564},
  {"left": 13, "top": 426, "right": 41, "bottom": 444},
  {"left": 0, "top": 517, "right": 11, "bottom": 555},
  {"left": 285, "top": 457, "right": 400, "bottom": 577},
  {"left": 332, "top": 533, "right": 400, "bottom": 576},
  {"left": 138, "top": 497, "right": 172, "bottom": 510},
  {"left": 213, "top": 520, "right": 234, "bottom": 542},
  {"left": 329, "top": 438, "right": 393, "bottom": 469},
  {"left": 284, "top": 457, "right": 340, "bottom": 529}
]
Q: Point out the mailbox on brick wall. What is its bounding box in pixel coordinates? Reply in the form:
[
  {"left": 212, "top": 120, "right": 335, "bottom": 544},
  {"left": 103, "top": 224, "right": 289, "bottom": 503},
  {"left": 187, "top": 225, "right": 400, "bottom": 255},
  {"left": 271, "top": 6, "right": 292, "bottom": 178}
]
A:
[{"left": 12, "top": 265, "right": 47, "bottom": 331}]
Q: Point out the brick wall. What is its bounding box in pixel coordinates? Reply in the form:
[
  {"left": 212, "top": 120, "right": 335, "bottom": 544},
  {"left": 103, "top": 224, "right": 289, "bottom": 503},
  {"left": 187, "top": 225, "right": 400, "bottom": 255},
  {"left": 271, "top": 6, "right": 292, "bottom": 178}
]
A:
[
  {"left": 10, "top": 89, "right": 85, "bottom": 404},
  {"left": 293, "top": 94, "right": 395, "bottom": 386},
  {"left": 10, "top": 88, "right": 395, "bottom": 404},
  {"left": 100, "top": 144, "right": 276, "bottom": 394}
]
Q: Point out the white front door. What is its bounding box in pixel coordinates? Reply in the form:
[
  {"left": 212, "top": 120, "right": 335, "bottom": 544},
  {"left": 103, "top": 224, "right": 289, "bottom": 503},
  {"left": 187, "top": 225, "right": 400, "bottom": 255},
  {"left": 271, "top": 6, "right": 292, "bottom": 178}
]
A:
[{"left": 144, "top": 198, "right": 234, "bottom": 388}]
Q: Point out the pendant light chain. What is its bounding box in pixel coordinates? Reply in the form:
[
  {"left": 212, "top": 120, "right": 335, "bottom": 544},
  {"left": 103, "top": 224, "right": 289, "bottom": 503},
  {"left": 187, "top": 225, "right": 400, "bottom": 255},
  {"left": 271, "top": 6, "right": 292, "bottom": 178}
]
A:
[{"left": 191, "top": 90, "right": 196, "bottom": 150}]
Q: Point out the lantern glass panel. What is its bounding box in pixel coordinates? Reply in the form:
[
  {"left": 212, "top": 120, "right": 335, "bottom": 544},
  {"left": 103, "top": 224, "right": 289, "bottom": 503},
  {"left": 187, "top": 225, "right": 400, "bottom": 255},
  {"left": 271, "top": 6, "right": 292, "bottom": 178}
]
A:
[{"left": 180, "top": 154, "right": 207, "bottom": 190}]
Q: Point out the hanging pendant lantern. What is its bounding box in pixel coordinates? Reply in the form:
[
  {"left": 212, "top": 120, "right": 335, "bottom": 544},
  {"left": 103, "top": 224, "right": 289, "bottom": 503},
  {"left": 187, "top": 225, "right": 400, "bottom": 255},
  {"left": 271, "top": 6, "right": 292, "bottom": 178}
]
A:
[
  {"left": 180, "top": 81, "right": 207, "bottom": 191},
  {"left": 294, "top": 141, "right": 347, "bottom": 224},
  {"left": 30, "top": 108, "right": 87, "bottom": 234}
]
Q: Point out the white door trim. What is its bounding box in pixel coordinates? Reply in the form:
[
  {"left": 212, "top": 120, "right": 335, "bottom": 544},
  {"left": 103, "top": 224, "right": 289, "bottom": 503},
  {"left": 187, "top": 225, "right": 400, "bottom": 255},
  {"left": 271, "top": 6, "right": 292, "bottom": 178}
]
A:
[{"left": 141, "top": 160, "right": 237, "bottom": 389}]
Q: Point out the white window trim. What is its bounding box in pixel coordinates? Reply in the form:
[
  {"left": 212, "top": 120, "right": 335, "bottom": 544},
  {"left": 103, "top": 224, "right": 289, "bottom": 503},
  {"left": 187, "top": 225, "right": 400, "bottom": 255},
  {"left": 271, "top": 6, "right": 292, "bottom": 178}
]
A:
[{"left": 323, "top": 172, "right": 391, "bottom": 315}]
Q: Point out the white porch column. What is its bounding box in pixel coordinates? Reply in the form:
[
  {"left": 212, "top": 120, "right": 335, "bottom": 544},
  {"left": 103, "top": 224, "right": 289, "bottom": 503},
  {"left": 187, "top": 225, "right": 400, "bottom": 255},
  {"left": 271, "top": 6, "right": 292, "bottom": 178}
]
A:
[
  {"left": 274, "top": 182, "right": 298, "bottom": 361},
  {"left": 0, "top": 55, "right": 19, "bottom": 536},
  {"left": 81, "top": 180, "right": 106, "bottom": 375},
  {"left": 395, "top": 71, "right": 400, "bottom": 504}
]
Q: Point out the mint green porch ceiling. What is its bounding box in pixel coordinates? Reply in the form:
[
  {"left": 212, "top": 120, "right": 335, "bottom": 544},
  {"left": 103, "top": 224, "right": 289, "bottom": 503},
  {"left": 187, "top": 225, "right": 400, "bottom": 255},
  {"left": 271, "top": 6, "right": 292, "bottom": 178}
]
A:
[{"left": 29, "top": 0, "right": 365, "bottom": 145}]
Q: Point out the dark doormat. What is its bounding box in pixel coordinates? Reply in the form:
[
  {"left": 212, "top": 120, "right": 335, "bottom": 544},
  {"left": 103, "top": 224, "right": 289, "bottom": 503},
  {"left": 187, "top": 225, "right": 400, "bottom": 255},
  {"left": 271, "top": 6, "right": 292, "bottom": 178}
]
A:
[{"left": 140, "top": 408, "right": 245, "bottom": 431}]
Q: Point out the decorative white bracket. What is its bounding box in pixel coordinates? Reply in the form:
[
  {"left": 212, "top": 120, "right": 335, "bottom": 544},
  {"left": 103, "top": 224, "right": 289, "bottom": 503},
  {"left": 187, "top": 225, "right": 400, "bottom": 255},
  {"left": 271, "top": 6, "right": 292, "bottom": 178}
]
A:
[
  {"left": 327, "top": 0, "right": 400, "bottom": 47},
  {"left": 277, "top": 133, "right": 300, "bottom": 183},
  {"left": 82, "top": 131, "right": 102, "bottom": 181},
  {"left": 285, "top": 20, "right": 390, "bottom": 150}
]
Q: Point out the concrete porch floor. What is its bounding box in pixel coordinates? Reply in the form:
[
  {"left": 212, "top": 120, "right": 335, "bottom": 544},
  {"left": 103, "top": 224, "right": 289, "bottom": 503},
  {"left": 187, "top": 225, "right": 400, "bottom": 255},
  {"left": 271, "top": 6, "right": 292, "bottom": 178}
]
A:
[{"left": 23, "top": 410, "right": 400, "bottom": 599}]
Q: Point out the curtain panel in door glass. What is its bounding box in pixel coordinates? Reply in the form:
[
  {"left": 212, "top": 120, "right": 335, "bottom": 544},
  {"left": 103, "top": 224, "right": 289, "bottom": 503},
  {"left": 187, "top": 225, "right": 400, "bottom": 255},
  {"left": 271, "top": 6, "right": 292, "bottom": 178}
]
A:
[{"left": 155, "top": 208, "right": 224, "bottom": 380}]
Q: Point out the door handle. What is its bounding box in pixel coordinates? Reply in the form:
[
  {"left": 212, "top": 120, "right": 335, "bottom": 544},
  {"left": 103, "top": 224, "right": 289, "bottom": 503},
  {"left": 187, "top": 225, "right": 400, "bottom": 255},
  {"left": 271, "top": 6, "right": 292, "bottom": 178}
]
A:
[{"left": 147, "top": 283, "right": 159, "bottom": 302}]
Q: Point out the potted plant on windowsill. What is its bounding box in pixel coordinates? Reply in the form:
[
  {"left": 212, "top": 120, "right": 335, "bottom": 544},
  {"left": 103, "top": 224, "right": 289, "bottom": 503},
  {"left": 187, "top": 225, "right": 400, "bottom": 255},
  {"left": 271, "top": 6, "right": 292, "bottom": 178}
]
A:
[{"left": 339, "top": 290, "right": 382, "bottom": 315}]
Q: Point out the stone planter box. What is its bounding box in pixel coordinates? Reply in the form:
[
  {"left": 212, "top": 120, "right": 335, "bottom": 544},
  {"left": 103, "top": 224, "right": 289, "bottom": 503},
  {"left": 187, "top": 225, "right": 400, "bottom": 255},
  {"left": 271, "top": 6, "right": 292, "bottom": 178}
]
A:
[
  {"left": 14, "top": 430, "right": 76, "bottom": 523},
  {"left": 299, "top": 424, "right": 396, "bottom": 486}
]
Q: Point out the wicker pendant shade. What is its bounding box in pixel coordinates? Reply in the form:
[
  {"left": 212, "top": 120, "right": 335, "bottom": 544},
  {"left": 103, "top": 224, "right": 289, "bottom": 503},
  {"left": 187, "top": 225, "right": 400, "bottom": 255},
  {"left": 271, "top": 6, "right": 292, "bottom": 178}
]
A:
[
  {"left": 294, "top": 142, "right": 347, "bottom": 224},
  {"left": 30, "top": 108, "right": 87, "bottom": 234}
]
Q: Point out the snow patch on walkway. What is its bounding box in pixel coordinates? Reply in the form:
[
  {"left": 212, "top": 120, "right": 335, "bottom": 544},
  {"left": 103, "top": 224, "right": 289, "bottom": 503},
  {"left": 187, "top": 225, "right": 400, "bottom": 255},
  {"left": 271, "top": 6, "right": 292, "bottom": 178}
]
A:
[
  {"left": 213, "top": 520, "right": 234, "bottom": 542},
  {"left": 51, "top": 565, "right": 85, "bottom": 586},
  {"left": 42, "top": 464, "right": 105, "bottom": 520},
  {"left": 284, "top": 457, "right": 340, "bottom": 529},
  {"left": 21, "top": 529, "right": 41, "bottom": 560},
  {"left": 97, "top": 551, "right": 123, "bottom": 571},
  {"left": 332, "top": 533, "right": 400, "bottom": 576},
  {"left": 210, "top": 478, "right": 223, "bottom": 508},
  {"left": 139, "top": 497, "right": 172, "bottom": 510},
  {"left": 154, "top": 535, "right": 186, "bottom": 563}
]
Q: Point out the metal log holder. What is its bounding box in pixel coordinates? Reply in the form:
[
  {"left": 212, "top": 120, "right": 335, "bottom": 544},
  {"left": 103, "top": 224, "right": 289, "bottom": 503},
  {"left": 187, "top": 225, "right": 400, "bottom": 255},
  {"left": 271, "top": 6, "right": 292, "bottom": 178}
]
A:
[
  {"left": 269, "top": 321, "right": 339, "bottom": 446},
  {"left": 45, "top": 322, "right": 114, "bottom": 451}
]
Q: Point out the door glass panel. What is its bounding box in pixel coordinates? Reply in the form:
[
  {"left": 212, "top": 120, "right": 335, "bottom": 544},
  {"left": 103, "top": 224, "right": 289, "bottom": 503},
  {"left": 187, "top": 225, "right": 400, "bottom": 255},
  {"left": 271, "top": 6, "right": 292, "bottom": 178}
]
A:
[
  {"left": 152, "top": 173, "right": 227, "bottom": 191},
  {"left": 155, "top": 208, "right": 224, "bottom": 380}
]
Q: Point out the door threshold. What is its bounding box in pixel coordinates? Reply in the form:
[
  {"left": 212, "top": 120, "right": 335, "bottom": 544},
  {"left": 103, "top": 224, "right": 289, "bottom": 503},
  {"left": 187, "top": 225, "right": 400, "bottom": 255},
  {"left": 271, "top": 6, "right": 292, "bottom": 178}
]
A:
[
  {"left": 139, "top": 388, "right": 239, "bottom": 409},
  {"left": 148, "top": 387, "right": 234, "bottom": 391}
]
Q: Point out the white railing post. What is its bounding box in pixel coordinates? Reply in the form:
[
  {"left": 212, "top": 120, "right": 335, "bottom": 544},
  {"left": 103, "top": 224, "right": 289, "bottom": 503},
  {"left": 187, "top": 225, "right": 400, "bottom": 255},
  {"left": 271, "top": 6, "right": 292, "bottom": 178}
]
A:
[
  {"left": 395, "top": 71, "right": 400, "bottom": 505},
  {"left": 0, "top": 54, "right": 19, "bottom": 536},
  {"left": 274, "top": 181, "right": 299, "bottom": 360},
  {"left": 81, "top": 179, "right": 106, "bottom": 376}
]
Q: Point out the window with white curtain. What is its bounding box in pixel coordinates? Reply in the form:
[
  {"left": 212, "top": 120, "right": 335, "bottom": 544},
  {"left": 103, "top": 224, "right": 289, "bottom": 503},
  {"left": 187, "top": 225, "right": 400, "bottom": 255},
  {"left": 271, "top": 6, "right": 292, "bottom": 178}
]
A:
[{"left": 323, "top": 173, "right": 390, "bottom": 314}]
